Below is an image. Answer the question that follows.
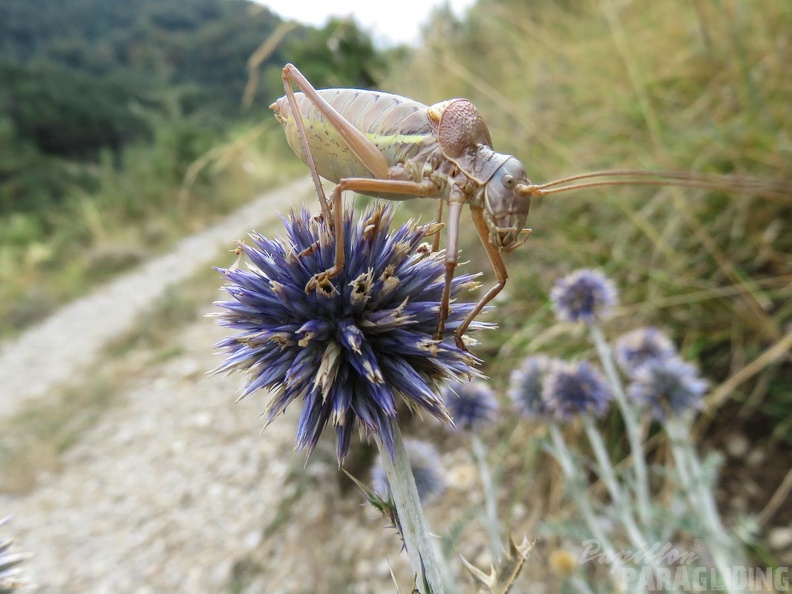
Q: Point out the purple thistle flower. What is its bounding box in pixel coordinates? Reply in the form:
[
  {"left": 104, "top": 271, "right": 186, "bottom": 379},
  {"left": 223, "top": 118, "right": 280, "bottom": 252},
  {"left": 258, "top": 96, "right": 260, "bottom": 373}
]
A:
[
  {"left": 615, "top": 327, "right": 677, "bottom": 376},
  {"left": 442, "top": 380, "right": 499, "bottom": 432},
  {"left": 550, "top": 269, "right": 618, "bottom": 324},
  {"left": 543, "top": 360, "right": 612, "bottom": 421},
  {"left": 508, "top": 355, "right": 557, "bottom": 419},
  {"left": 371, "top": 439, "right": 446, "bottom": 503},
  {"left": 627, "top": 356, "right": 708, "bottom": 420},
  {"left": 213, "top": 203, "right": 488, "bottom": 462}
]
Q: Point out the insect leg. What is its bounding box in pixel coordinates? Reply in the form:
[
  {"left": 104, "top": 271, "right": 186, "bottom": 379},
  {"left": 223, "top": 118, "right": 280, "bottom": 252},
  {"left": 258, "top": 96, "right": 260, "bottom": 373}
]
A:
[
  {"left": 433, "top": 198, "right": 464, "bottom": 342},
  {"left": 280, "top": 68, "right": 332, "bottom": 223},
  {"left": 281, "top": 64, "right": 390, "bottom": 179},
  {"left": 431, "top": 199, "right": 444, "bottom": 252},
  {"left": 452, "top": 207, "right": 510, "bottom": 349},
  {"left": 305, "top": 177, "right": 439, "bottom": 293}
]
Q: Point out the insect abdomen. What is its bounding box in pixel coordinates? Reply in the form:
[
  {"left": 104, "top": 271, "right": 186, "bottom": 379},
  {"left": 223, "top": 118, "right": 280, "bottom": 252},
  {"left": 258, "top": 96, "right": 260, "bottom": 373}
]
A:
[{"left": 271, "top": 89, "right": 437, "bottom": 184}]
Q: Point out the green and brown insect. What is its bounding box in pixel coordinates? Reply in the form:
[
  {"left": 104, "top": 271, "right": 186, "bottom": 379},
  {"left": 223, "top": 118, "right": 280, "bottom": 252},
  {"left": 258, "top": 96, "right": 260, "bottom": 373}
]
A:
[{"left": 271, "top": 63, "right": 789, "bottom": 350}]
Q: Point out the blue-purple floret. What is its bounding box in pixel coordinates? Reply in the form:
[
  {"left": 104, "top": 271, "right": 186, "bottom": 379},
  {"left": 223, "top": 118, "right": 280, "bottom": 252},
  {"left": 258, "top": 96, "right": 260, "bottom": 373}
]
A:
[
  {"left": 615, "top": 327, "right": 677, "bottom": 376},
  {"left": 550, "top": 269, "right": 618, "bottom": 324},
  {"left": 443, "top": 380, "right": 499, "bottom": 432},
  {"left": 627, "top": 356, "right": 708, "bottom": 420},
  {"left": 509, "top": 355, "right": 557, "bottom": 419},
  {"left": 543, "top": 360, "right": 612, "bottom": 421},
  {"left": 214, "top": 203, "right": 488, "bottom": 462}
]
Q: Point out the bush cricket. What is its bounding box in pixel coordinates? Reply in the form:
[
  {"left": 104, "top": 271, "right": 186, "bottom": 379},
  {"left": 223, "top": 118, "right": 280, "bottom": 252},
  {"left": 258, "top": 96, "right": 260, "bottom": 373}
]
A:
[{"left": 271, "top": 63, "right": 789, "bottom": 350}]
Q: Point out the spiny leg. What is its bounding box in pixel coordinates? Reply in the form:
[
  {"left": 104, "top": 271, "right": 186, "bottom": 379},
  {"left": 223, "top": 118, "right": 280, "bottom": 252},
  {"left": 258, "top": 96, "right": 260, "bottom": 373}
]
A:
[
  {"left": 452, "top": 207, "right": 509, "bottom": 349},
  {"left": 304, "top": 177, "right": 439, "bottom": 293},
  {"left": 431, "top": 199, "right": 444, "bottom": 252},
  {"left": 280, "top": 68, "right": 331, "bottom": 224},
  {"left": 433, "top": 199, "right": 464, "bottom": 342}
]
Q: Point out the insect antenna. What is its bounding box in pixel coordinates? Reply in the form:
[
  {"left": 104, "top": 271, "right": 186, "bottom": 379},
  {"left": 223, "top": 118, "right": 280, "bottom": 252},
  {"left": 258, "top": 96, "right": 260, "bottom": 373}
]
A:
[{"left": 516, "top": 170, "right": 792, "bottom": 201}]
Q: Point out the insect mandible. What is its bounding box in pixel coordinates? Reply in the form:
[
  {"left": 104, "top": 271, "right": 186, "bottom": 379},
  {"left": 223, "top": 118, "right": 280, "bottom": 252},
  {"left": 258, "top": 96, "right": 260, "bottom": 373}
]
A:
[{"left": 270, "top": 63, "right": 788, "bottom": 351}]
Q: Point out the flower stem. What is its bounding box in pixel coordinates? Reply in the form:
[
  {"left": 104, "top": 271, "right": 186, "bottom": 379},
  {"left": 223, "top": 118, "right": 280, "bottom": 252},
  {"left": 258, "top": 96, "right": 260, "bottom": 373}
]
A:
[
  {"left": 376, "top": 422, "right": 444, "bottom": 594},
  {"left": 471, "top": 432, "right": 502, "bottom": 559},
  {"left": 665, "top": 416, "right": 736, "bottom": 594},
  {"left": 581, "top": 416, "right": 650, "bottom": 558},
  {"left": 549, "top": 423, "right": 643, "bottom": 593},
  {"left": 589, "top": 324, "right": 652, "bottom": 529}
]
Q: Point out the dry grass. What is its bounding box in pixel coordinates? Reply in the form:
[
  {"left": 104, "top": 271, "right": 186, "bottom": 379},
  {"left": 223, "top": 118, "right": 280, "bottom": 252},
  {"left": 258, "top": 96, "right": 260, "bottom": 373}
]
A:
[{"left": 383, "top": 0, "right": 792, "bottom": 438}]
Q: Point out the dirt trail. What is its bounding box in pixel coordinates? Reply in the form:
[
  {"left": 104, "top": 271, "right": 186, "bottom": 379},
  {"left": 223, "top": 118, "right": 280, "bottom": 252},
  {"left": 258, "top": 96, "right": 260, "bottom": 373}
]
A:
[{"left": 0, "top": 178, "right": 311, "bottom": 420}]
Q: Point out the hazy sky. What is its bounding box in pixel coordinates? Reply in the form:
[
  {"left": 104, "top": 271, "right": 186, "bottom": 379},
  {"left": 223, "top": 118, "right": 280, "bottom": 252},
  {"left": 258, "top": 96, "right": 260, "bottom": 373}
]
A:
[{"left": 258, "top": 0, "right": 476, "bottom": 47}]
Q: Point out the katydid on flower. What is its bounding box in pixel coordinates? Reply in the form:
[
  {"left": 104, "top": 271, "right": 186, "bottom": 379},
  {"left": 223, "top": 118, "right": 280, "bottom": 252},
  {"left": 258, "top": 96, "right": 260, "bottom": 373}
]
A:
[{"left": 271, "top": 63, "right": 790, "bottom": 350}]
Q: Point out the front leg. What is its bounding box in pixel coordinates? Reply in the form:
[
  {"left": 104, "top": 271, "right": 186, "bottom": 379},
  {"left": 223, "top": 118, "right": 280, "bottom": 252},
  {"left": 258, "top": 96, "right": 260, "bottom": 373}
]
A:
[
  {"left": 452, "top": 207, "right": 511, "bottom": 349},
  {"left": 305, "top": 181, "right": 345, "bottom": 295},
  {"left": 433, "top": 199, "right": 464, "bottom": 342}
]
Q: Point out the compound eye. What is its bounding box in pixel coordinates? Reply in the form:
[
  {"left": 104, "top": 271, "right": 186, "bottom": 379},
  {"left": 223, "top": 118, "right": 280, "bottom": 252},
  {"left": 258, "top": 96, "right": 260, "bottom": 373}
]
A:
[{"left": 502, "top": 174, "right": 515, "bottom": 189}]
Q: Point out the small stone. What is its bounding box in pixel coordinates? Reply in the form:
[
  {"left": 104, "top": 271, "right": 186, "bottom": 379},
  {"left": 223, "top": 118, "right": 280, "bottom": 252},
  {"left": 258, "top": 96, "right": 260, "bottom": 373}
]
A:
[
  {"left": 725, "top": 433, "right": 749, "bottom": 458},
  {"left": 511, "top": 502, "right": 527, "bottom": 520},
  {"left": 768, "top": 527, "right": 792, "bottom": 550},
  {"left": 177, "top": 359, "right": 202, "bottom": 379},
  {"left": 243, "top": 530, "right": 262, "bottom": 550},
  {"left": 447, "top": 462, "right": 477, "bottom": 489},
  {"left": 193, "top": 412, "right": 212, "bottom": 428},
  {"left": 746, "top": 447, "right": 766, "bottom": 466}
]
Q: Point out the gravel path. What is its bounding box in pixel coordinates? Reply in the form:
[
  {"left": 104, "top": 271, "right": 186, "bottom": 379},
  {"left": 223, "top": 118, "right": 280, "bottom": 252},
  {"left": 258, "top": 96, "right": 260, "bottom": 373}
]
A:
[
  {"left": 0, "top": 178, "right": 312, "bottom": 420},
  {"left": 1, "top": 320, "right": 301, "bottom": 592}
]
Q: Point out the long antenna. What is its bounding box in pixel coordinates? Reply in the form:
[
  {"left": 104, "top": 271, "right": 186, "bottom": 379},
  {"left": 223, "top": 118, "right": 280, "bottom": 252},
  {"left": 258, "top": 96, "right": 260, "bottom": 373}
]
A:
[{"left": 517, "top": 170, "right": 792, "bottom": 201}]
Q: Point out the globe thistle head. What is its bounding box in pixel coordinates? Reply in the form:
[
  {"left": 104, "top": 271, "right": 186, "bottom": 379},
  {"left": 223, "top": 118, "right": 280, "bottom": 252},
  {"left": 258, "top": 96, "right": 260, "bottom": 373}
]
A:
[
  {"left": 615, "top": 327, "right": 677, "bottom": 376},
  {"left": 508, "top": 355, "right": 557, "bottom": 419},
  {"left": 371, "top": 439, "right": 446, "bottom": 503},
  {"left": 550, "top": 269, "right": 618, "bottom": 324},
  {"left": 0, "top": 517, "right": 28, "bottom": 592},
  {"left": 442, "top": 380, "right": 499, "bottom": 432},
  {"left": 627, "top": 356, "right": 708, "bottom": 420},
  {"left": 543, "top": 360, "right": 612, "bottom": 421},
  {"left": 213, "top": 202, "right": 489, "bottom": 462}
]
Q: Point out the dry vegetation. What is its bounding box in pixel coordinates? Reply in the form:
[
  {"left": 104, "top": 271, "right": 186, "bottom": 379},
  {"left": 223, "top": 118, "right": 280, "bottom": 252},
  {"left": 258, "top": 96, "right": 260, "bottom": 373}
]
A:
[
  {"left": 384, "top": 0, "right": 791, "bottom": 442},
  {"left": 374, "top": 0, "right": 792, "bottom": 580}
]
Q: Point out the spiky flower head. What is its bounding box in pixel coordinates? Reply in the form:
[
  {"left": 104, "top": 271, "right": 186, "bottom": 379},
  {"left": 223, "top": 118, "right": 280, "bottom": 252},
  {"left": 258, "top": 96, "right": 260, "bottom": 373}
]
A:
[
  {"left": 371, "top": 439, "right": 446, "bottom": 503},
  {"left": 550, "top": 269, "right": 618, "bottom": 324},
  {"left": 0, "top": 517, "right": 28, "bottom": 593},
  {"left": 442, "top": 380, "right": 499, "bottom": 432},
  {"left": 543, "top": 360, "right": 612, "bottom": 421},
  {"left": 508, "top": 355, "right": 557, "bottom": 419},
  {"left": 615, "top": 327, "right": 677, "bottom": 376},
  {"left": 213, "top": 203, "right": 488, "bottom": 462},
  {"left": 627, "top": 356, "right": 708, "bottom": 420}
]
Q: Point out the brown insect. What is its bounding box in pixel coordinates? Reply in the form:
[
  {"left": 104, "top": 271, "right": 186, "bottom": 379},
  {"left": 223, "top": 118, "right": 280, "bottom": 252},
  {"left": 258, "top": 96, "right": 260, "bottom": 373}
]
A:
[{"left": 271, "top": 63, "right": 789, "bottom": 350}]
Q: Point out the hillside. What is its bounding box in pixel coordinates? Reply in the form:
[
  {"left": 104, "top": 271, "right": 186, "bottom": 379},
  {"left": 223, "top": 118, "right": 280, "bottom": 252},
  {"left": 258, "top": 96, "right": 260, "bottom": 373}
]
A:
[{"left": 0, "top": 0, "right": 383, "bottom": 338}]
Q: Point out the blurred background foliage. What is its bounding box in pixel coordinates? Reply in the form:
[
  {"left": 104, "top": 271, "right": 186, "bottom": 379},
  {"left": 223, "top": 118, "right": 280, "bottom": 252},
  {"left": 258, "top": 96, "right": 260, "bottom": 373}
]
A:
[
  {"left": 1, "top": 0, "right": 790, "bottom": 449},
  {"left": 0, "top": 0, "right": 382, "bottom": 336}
]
